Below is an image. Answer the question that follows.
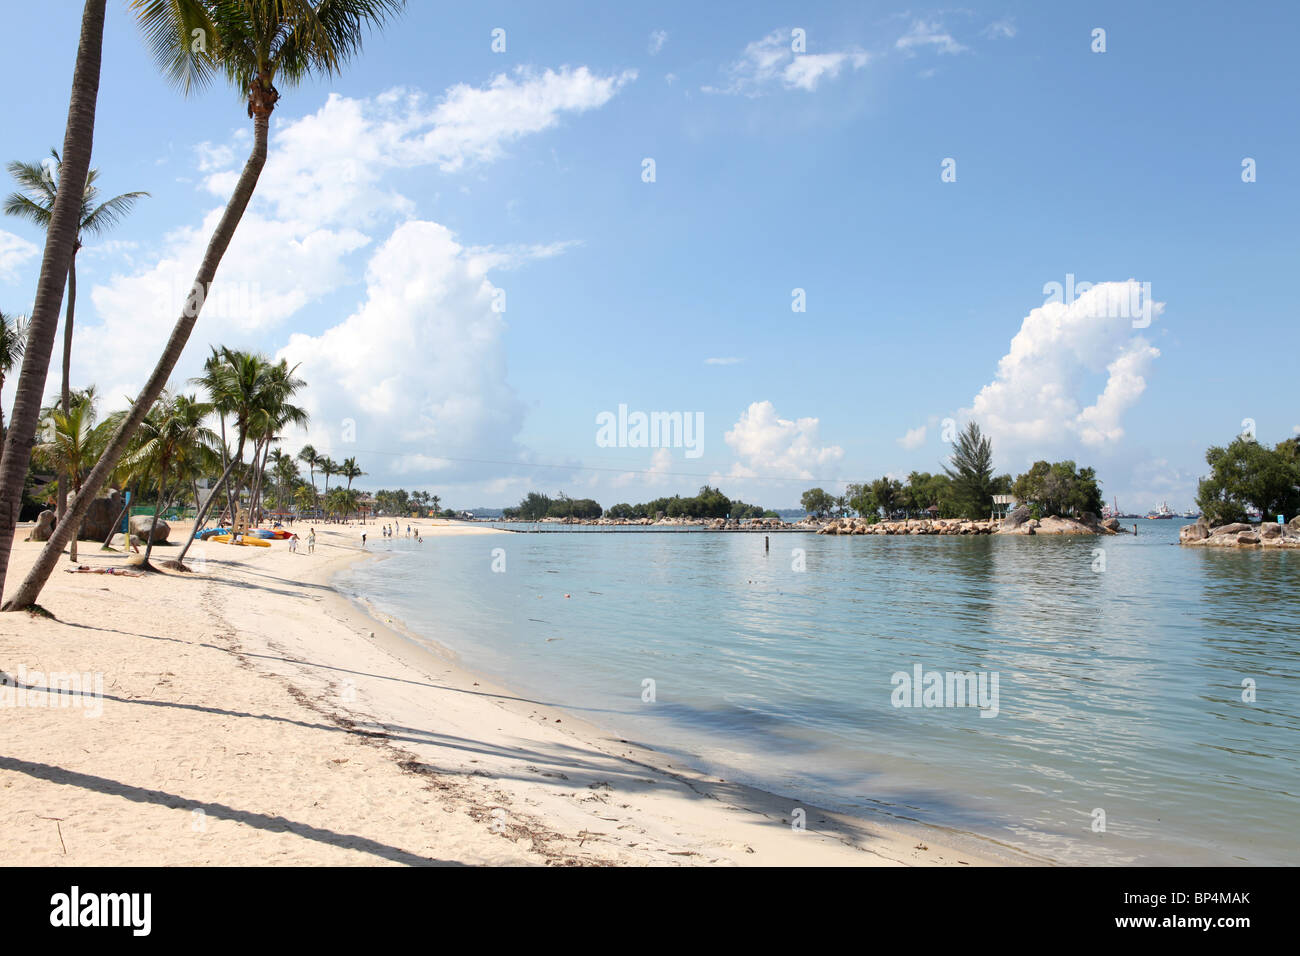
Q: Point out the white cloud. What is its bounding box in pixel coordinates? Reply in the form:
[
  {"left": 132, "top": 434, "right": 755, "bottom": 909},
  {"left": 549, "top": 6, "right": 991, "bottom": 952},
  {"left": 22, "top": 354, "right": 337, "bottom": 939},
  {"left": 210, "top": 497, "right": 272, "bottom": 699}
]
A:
[
  {"left": 898, "top": 425, "right": 927, "bottom": 449},
  {"left": 704, "top": 356, "right": 743, "bottom": 365},
  {"left": 0, "top": 230, "right": 39, "bottom": 281},
  {"left": 896, "top": 20, "right": 968, "bottom": 56},
  {"left": 278, "top": 220, "right": 527, "bottom": 476},
  {"left": 705, "top": 30, "right": 869, "bottom": 95},
  {"left": 73, "top": 66, "right": 631, "bottom": 412},
  {"left": 963, "top": 281, "right": 1164, "bottom": 451},
  {"left": 724, "top": 401, "right": 844, "bottom": 478},
  {"left": 648, "top": 30, "right": 668, "bottom": 55},
  {"left": 417, "top": 67, "right": 637, "bottom": 173},
  {"left": 983, "top": 18, "right": 1017, "bottom": 40}
]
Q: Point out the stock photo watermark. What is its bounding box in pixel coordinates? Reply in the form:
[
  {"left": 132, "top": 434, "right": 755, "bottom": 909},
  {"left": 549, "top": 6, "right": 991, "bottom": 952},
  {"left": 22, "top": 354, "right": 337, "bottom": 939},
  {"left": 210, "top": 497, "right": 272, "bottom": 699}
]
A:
[
  {"left": 596, "top": 405, "right": 703, "bottom": 458},
  {"left": 1, "top": 665, "right": 104, "bottom": 718},
  {"left": 891, "top": 664, "right": 999, "bottom": 718}
]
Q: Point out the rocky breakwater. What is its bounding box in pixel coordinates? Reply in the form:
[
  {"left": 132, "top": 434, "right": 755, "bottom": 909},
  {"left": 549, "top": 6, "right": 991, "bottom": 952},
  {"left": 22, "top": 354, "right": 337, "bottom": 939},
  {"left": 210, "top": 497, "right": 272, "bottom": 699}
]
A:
[
  {"left": 1179, "top": 516, "right": 1300, "bottom": 549},
  {"left": 818, "top": 506, "right": 1119, "bottom": 536}
]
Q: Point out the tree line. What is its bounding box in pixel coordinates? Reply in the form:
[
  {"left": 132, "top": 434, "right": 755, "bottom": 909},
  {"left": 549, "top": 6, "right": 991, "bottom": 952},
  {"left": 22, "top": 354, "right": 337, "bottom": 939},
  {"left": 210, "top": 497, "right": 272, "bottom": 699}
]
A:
[
  {"left": 504, "top": 486, "right": 777, "bottom": 521},
  {"left": 801, "top": 423, "right": 1103, "bottom": 521}
]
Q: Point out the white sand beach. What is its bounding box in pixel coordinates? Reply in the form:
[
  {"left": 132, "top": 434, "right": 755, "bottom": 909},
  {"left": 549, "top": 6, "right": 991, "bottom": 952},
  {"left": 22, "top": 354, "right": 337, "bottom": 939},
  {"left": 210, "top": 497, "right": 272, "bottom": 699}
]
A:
[{"left": 0, "top": 520, "right": 1019, "bottom": 866}]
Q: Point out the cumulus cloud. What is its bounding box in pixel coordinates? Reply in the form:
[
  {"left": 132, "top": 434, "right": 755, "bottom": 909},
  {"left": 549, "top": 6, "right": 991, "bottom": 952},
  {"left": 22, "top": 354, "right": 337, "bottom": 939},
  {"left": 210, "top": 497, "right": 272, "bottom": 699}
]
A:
[
  {"left": 0, "top": 230, "right": 38, "bottom": 281},
  {"left": 705, "top": 30, "right": 869, "bottom": 95},
  {"left": 278, "top": 220, "right": 526, "bottom": 477},
  {"left": 648, "top": 30, "right": 668, "bottom": 55},
  {"left": 963, "top": 281, "right": 1164, "bottom": 450},
  {"left": 72, "top": 66, "right": 630, "bottom": 410},
  {"left": 724, "top": 401, "right": 844, "bottom": 478},
  {"left": 898, "top": 425, "right": 927, "bottom": 449},
  {"left": 896, "top": 20, "right": 968, "bottom": 56}
]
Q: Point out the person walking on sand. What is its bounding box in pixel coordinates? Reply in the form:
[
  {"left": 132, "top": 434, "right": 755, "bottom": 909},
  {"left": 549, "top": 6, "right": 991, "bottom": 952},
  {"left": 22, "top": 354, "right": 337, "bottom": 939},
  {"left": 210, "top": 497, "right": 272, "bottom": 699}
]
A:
[
  {"left": 307, "top": 528, "right": 316, "bottom": 554},
  {"left": 289, "top": 533, "right": 299, "bottom": 553},
  {"left": 361, "top": 532, "right": 367, "bottom": 548}
]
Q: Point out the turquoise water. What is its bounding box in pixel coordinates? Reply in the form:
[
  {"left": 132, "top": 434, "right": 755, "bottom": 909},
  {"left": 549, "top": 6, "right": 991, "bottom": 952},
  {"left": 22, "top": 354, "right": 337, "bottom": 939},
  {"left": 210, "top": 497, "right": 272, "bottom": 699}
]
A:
[{"left": 336, "top": 522, "right": 1299, "bottom": 865}]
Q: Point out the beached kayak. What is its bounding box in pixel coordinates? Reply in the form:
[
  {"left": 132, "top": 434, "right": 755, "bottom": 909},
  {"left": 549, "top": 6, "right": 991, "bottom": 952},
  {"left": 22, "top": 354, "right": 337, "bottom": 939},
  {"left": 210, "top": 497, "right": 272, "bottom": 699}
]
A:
[{"left": 207, "top": 534, "right": 271, "bottom": 547}]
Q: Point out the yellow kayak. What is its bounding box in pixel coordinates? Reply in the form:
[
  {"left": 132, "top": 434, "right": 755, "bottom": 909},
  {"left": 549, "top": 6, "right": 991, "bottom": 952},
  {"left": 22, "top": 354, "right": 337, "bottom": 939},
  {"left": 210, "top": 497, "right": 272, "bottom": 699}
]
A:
[{"left": 208, "top": 534, "right": 271, "bottom": 547}]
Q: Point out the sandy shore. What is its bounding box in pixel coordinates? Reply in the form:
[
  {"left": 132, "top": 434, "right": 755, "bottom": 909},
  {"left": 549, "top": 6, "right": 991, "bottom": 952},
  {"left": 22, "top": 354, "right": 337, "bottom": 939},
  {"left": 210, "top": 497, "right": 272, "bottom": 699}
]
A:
[{"left": 1, "top": 518, "right": 1027, "bottom": 866}]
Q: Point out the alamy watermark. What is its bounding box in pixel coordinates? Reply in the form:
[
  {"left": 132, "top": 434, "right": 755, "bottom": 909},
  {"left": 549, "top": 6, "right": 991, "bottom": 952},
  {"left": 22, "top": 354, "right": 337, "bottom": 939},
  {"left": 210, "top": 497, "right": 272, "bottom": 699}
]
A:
[
  {"left": 1, "top": 665, "right": 104, "bottom": 718},
  {"left": 1042, "top": 273, "right": 1153, "bottom": 328},
  {"left": 596, "top": 404, "right": 703, "bottom": 458},
  {"left": 890, "top": 663, "right": 999, "bottom": 718}
]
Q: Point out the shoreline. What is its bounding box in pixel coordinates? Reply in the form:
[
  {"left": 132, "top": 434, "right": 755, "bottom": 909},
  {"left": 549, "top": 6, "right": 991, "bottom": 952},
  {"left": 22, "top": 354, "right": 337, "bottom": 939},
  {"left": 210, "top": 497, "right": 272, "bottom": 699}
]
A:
[{"left": 2, "top": 519, "right": 1032, "bottom": 866}]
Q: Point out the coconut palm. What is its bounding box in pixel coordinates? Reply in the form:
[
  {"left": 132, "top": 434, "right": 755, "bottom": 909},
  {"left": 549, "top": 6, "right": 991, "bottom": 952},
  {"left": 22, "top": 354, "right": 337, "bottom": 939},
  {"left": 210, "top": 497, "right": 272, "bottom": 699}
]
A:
[
  {"left": 0, "top": 0, "right": 107, "bottom": 604},
  {"left": 297, "top": 444, "right": 320, "bottom": 501},
  {"left": 174, "top": 349, "right": 306, "bottom": 566},
  {"left": 4, "top": 0, "right": 406, "bottom": 610},
  {"left": 32, "top": 387, "right": 116, "bottom": 563},
  {"left": 5, "top": 151, "right": 148, "bottom": 529},
  {"left": 126, "top": 391, "right": 218, "bottom": 568},
  {"left": 0, "top": 311, "right": 27, "bottom": 441},
  {"left": 319, "top": 456, "right": 338, "bottom": 495}
]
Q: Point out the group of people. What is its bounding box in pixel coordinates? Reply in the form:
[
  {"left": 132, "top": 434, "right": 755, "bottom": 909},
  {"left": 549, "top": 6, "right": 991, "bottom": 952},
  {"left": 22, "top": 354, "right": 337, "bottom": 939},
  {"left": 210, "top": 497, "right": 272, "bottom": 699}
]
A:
[{"left": 360, "top": 523, "right": 421, "bottom": 548}]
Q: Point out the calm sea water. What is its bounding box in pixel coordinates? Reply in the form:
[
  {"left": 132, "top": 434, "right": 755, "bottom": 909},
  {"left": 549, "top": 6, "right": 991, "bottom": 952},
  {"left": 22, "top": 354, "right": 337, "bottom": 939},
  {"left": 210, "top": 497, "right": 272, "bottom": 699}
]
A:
[{"left": 336, "top": 522, "right": 1299, "bottom": 865}]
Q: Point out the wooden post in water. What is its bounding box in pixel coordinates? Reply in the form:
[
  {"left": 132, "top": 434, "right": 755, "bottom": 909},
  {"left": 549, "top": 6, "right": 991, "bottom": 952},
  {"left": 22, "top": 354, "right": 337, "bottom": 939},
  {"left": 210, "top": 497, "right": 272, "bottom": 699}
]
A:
[
  {"left": 1133, "top": 523, "right": 1137, "bottom": 536},
  {"left": 765, "top": 535, "right": 769, "bottom": 553}
]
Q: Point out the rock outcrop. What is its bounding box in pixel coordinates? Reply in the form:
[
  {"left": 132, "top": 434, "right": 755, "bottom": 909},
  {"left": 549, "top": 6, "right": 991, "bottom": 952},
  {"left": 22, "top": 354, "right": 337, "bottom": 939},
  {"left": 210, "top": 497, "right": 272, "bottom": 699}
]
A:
[
  {"left": 1180, "top": 518, "right": 1300, "bottom": 548},
  {"left": 26, "top": 510, "right": 56, "bottom": 542},
  {"left": 129, "top": 514, "right": 170, "bottom": 544},
  {"left": 80, "top": 490, "right": 124, "bottom": 541}
]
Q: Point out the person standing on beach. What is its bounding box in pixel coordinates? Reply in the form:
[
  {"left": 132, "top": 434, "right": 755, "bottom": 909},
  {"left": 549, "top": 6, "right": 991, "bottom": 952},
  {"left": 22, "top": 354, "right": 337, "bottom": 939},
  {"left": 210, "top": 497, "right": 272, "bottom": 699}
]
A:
[
  {"left": 308, "top": 528, "right": 316, "bottom": 554},
  {"left": 361, "top": 532, "right": 367, "bottom": 548}
]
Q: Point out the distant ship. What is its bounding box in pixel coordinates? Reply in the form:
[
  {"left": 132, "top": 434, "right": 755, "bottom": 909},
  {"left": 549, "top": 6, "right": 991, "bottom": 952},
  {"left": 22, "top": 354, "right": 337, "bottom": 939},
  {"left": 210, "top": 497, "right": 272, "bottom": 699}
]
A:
[
  {"left": 1145, "top": 501, "right": 1175, "bottom": 519},
  {"left": 1106, "top": 498, "right": 1145, "bottom": 520},
  {"left": 1182, "top": 508, "right": 1200, "bottom": 519}
]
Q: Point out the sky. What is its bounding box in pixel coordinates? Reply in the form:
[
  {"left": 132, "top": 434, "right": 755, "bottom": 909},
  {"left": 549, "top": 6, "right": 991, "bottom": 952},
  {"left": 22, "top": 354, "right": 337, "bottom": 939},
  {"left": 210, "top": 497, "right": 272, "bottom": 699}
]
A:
[{"left": 1, "top": 1, "right": 1297, "bottom": 512}]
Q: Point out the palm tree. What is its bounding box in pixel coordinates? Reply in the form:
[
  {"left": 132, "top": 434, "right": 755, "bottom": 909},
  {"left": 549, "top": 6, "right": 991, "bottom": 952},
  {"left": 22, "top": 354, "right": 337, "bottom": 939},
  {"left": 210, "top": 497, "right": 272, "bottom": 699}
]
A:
[
  {"left": 297, "top": 444, "right": 320, "bottom": 501},
  {"left": 0, "top": 0, "right": 107, "bottom": 604},
  {"left": 430, "top": 494, "right": 441, "bottom": 517},
  {"left": 319, "top": 457, "right": 338, "bottom": 496},
  {"left": 4, "top": 0, "right": 406, "bottom": 610},
  {"left": 126, "top": 391, "right": 217, "bottom": 568},
  {"left": 5, "top": 151, "right": 148, "bottom": 529},
  {"left": 0, "top": 311, "right": 27, "bottom": 441},
  {"left": 174, "top": 349, "right": 306, "bottom": 566},
  {"left": 32, "top": 387, "right": 115, "bottom": 563}
]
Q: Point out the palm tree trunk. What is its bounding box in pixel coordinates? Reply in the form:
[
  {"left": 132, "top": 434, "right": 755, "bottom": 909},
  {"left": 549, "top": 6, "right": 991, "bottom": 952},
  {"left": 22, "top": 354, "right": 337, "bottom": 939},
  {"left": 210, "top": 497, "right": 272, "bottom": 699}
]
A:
[
  {"left": 141, "top": 478, "right": 172, "bottom": 568},
  {"left": 55, "top": 253, "right": 77, "bottom": 530},
  {"left": 0, "top": 0, "right": 105, "bottom": 603},
  {"left": 102, "top": 484, "right": 133, "bottom": 548},
  {"left": 4, "top": 107, "right": 271, "bottom": 611}
]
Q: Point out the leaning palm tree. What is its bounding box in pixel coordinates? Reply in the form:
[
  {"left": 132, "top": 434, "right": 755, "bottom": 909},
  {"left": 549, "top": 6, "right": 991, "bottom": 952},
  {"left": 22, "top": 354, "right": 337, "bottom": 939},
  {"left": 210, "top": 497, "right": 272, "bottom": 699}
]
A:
[
  {"left": 4, "top": 0, "right": 406, "bottom": 610},
  {"left": 0, "top": 311, "right": 27, "bottom": 441},
  {"left": 0, "top": 0, "right": 107, "bottom": 603},
  {"left": 5, "top": 151, "right": 148, "bottom": 529}
]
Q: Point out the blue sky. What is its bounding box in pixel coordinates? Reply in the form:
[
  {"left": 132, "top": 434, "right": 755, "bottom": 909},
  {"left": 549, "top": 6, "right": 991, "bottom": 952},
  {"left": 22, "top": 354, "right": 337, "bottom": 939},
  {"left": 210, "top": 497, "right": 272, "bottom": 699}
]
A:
[{"left": 1, "top": 1, "right": 1296, "bottom": 511}]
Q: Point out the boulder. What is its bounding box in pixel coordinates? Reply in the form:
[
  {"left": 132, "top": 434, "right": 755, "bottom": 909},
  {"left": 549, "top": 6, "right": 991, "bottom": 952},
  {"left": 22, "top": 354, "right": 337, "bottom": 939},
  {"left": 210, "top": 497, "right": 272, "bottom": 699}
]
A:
[
  {"left": 1101, "top": 517, "right": 1121, "bottom": 532},
  {"left": 1180, "top": 520, "right": 1209, "bottom": 543},
  {"left": 80, "top": 490, "right": 124, "bottom": 541},
  {"left": 1260, "top": 522, "right": 1281, "bottom": 539},
  {"left": 1236, "top": 532, "right": 1261, "bottom": 546},
  {"left": 26, "top": 510, "right": 55, "bottom": 542},
  {"left": 1001, "top": 505, "right": 1031, "bottom": 530},
  {"left": 1210, "top": 522, "right": 1252, "bottom": 537},
  {"left": 130, "top": 514, "right": 171, "bottom": 544}
]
